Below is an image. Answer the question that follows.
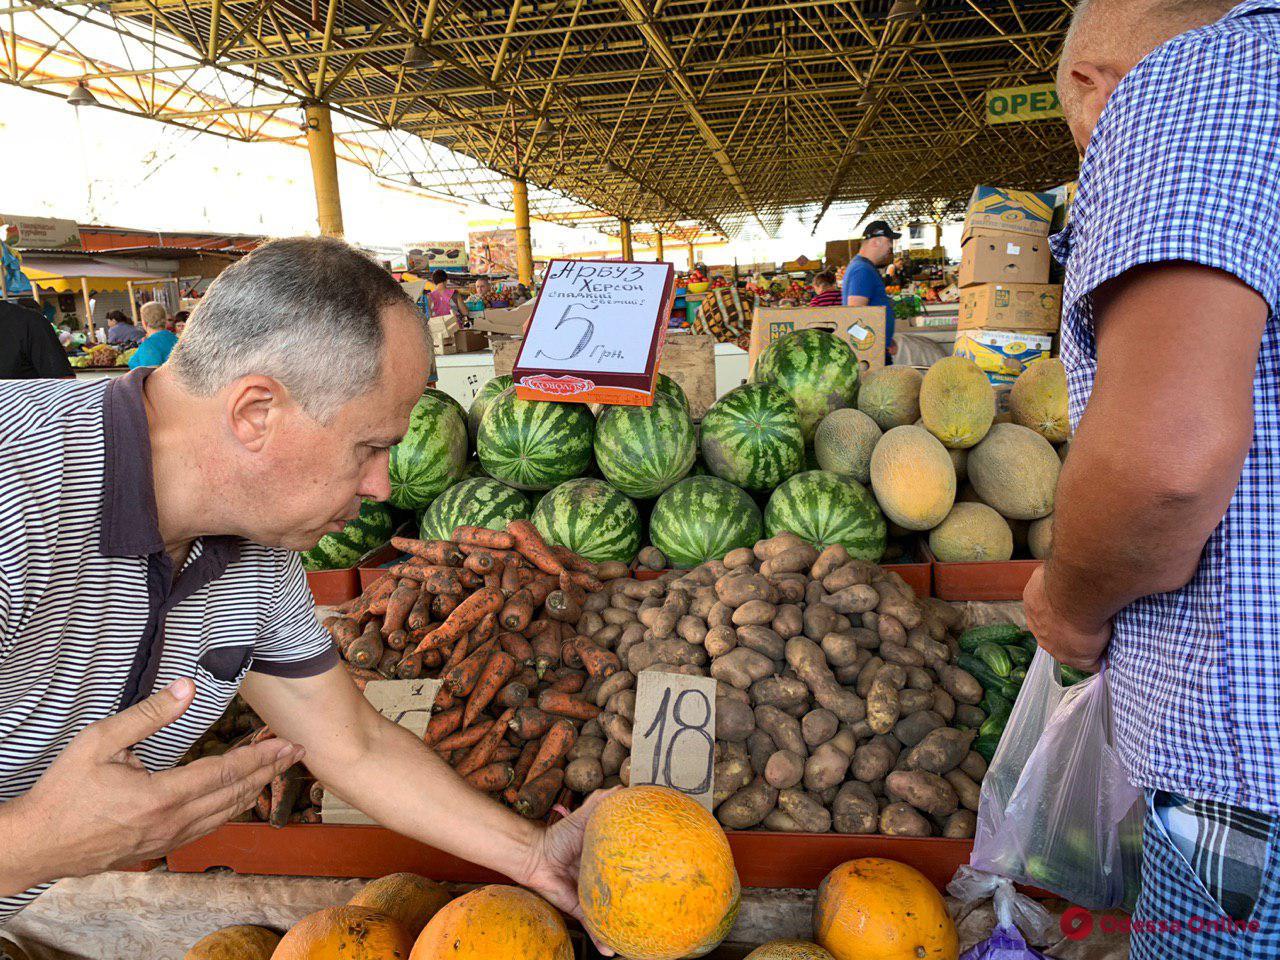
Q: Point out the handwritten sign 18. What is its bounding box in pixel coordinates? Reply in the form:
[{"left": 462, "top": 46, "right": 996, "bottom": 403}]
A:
[{"left": 630, "top": 671, "right": 717, "bottom": 811}]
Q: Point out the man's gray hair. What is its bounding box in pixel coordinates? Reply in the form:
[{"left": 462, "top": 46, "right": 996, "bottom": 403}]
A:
[{"left": 169, "top": 237, "right": 422, "bottom": 421}]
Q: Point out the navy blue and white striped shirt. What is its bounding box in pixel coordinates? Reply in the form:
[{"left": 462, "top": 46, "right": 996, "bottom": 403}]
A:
[
  {"left": 1053, "top": 0, "right": 1280, "bottom": 812},
  {"left": 0, "top": 371, "right": 336, "bottom": 920}
]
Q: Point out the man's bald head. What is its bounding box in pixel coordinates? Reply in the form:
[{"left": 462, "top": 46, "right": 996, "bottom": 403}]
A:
[{"left": 1058, "top": 0, "right": 1240, "bottom": 150}]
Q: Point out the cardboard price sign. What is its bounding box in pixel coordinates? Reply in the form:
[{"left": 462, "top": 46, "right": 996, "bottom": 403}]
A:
[
  {"left": 322, "top": 678, "right": 442, "bottom": 824},
  {"left": 630, "top": 671, "right": 717, "bottom": 811},
  {"left": 513, "top": 259, "right": 674, "bottom": 406}
]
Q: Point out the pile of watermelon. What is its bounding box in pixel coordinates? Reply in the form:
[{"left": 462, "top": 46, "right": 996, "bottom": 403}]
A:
[{"left": 302, "top": 335, "right": 898, "bottom": 577}]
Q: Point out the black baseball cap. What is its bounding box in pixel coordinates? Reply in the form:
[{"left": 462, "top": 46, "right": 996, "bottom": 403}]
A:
[{"left": 861, "top": 220, "right": 901, "bottom": 240}]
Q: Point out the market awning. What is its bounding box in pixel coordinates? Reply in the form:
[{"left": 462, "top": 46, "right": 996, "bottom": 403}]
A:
[{"left": 21, "top": 256, "right": 169, "bottom": 294}]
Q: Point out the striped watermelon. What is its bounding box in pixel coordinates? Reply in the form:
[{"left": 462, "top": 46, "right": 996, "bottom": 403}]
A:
[
  {"left": 418, "top": 477, "right": 530, "bottom": 542},
  {"left": 388, "top": 392, "right": 468, "bottom": 509},
  {"left": 531, "top": 478, "right": 641, "bottom": 564},
  {"left": 594, "top": 392, "right": 696, "bottom": 499},
  {"left": 427, "top": 386, "right": 467, "bottom": 428},
  {"left": 764, "top": 470, "right": 886, "bottom": 561},
  {"left": 700, "top": 382, "right": 805, "bottom": 492},
  {"left": 477, "top": 388, "right": 595, "bottom": 490},
  {"left": 649, "top": 476, "right": 763, "bottom": 569},
  {"left": 468, "top": 375, "right": 512, "bottom": 443},
  {"left": 752, "top": 329, "right": 861, "bottom": 441},
  {"left": 301, "top": 499, "right": 394, "bottom": 571},
  {"left": 657, "top": 373, "right": 689, "bottom": 412}
]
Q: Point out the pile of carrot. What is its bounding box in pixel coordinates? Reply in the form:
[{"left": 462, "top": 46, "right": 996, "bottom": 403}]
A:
[{"left": 321, "top": 520, "right": 629, "bottom": 820}]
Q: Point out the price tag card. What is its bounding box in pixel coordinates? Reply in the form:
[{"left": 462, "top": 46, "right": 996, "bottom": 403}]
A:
[
  {"left": 629, "top": 670, "right": 717, "bottom": 811},
  {"left": 322, "top": 678, "right": 442, "bottom": 824},
  {"left": 513, "top": 259, "right": 675, "bottom": 407}
]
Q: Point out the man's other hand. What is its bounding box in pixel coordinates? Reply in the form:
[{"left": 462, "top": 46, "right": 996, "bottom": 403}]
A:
[
  {"left": 6, "top": 678, "right": 304, "bottom": 886},
  {"left": 1024, "top": 566, "right": 1111, "bottom": 672}
]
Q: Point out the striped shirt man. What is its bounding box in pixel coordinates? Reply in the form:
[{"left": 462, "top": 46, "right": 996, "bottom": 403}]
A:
[{"left": 0, "top": 370, "right": 335, "bottom": 920}]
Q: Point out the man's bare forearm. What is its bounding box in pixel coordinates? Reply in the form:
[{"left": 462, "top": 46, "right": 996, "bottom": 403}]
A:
[{"left": 0, "top": 797, "right": 53, "bottom": 897}]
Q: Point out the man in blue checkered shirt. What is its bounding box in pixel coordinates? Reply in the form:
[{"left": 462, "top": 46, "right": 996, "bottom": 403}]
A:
[{"left": 1027, "top": 0, "right": 1280, "bottom": 955}]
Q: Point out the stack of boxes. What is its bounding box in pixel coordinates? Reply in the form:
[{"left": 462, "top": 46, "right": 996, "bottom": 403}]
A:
[{"left": 952, "top": 186, "right": 1063, "bottom": 411}]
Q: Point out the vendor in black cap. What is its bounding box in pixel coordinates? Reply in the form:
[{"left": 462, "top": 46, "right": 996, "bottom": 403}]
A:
[{"left": 841, "top": 219, "right": 901, "bottom": 360}]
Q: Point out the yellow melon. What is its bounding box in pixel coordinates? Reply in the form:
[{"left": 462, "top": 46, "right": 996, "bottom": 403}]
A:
[
  {"left": 814, "top": 858, "right": 958, "bottom": 960},
  {"left": 928, "top": 503, "right": 1013, "bottom": 562},
  {"left": 348, "top": 873, "right": 450, "bottom": 940},
  {"left": 410, "top": 885, "right": 571, "bottom": 960},
  {"left": 919, "top": 357, "right": 995, "bottom": 449},
  {"left": 579, "top": 785, "right": 740, "bottom": 960},
  {"left": 187, "top": 926, "right": 279, "bottom": 960},
  {"left": 869, "top": 426, "right": 956, "bottom": 532},
  {"left": 814, "top": 408, "right": 882, "bottom": 484},
  {"left": 1028, "top": 514, "right": 1053, "bottom": 559},
  {"left": 1010, "top": 359, "right": 1069, "bottom": 442},
  {"left": 967, "top": 423, "right": 1061, "bottom": 520},
  {"left": 857, "top": 367, "right": 923, "bottom": 431},
  {"left": 745, "top": 941, "right": 836, "bottom": 960},
  {"left": 948, "top": 447, "right": 968, "bottom": 484},
  {"left": 273, "top": 906, "right": 412, "bottom": 959}
]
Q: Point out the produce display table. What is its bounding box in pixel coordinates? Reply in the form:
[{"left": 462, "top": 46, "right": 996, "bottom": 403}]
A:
[
  {"left": 3, "top": 868, "right": 1129, "bottom": 960},
  {"left": 70, "top": 366, "right": 131, "bottom": 380}
]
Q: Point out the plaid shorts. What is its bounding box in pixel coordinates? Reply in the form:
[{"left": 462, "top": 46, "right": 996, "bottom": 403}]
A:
[{"left": 1131, "top": 791, "right": 1280, "bottom": 960}]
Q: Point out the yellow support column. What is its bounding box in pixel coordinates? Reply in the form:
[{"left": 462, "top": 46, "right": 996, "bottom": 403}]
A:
[
  {"left": 619, "top": 219, "right": 634, "bottom": 260},
  {"left": 687, "top": 241, "right": 696, "bottom": 270},
  {"left": 513, "top": 178, "right": 533, "bottom": 286},
  {"left": 655, "top": 231, "right": 665, "bottom": 262},
  {"left": 304, "top": 101, "right": 344, "bottom": 238}
]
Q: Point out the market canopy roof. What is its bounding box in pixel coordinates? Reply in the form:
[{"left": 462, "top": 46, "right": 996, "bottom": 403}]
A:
[
  {"left": 2, "top": 0, "right": 1078, "bottom": 238},
  {"left": 22, "top": 256, "right": 171, "bottom": 293}
]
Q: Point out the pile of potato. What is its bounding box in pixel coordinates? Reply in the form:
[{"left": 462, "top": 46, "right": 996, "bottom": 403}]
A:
[{"left": 568, "top": 532, "right": 990, "bottom": 837}]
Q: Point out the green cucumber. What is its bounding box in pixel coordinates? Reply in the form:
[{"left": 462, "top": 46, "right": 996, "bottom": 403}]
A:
[
  {"left": 982, "top": 691, "right": 1011, "bottom": 716},
  {"left": 973, "top": 642, "right": 1013, "bottom": 678},
  {"left": 974, "top": 734, "right": 1002, "bottom": 761},
  {"left": 958, "top": 622, "right": 1028, "bottom": 651},
  {"left": 1059, "top": 665, "right": 1090, "bottom": 686},
  {"left": 956, "top": 654, "right": 1001, "bottom": 692},
  {"left": 979, "top": 712, "right": 1008, "bottom": 739},
  {"left": 1005, "top": 644, "right": 1032, "bottom": 668}
]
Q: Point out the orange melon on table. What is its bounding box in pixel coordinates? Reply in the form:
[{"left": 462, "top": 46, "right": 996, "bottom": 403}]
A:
[
  {"left": 813, "top": 858, "right": 958, "bottom": 960},
  {"left": 272, "top": 905, "right": 413, "bottom": 959},
  {"left": 578, "top": 785, "right": 741, "bottom": 960},
  {"left": 745, "top": 941, "right": 836, "bottom": 960},
  {"left": 186, "top": 925, "right": 279, "bottom": 959},
  {"left": 410, "top": 884, "right": 572, "bottom": 959},
  {"left": 348, "top": 873, "right": 451, "bottom": 940}
]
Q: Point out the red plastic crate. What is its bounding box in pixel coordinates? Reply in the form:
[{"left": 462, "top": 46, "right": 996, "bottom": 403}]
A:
[
  {"left": 923, "top": 544, "right": 1040, "bottom": 602},
  {"left": 305, "top": 568, "right": 361, "bottom": 606},
  {"left": 357, "top": 544, "right": 404, "bottom": 591},
  {"left": 166, "top": 823, "right": 971, "bottom": 891}
]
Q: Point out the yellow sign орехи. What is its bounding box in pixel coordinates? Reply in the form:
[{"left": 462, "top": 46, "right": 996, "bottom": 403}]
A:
[{"left": 986, "top": 83, "right": 1064, "bottom": 125}]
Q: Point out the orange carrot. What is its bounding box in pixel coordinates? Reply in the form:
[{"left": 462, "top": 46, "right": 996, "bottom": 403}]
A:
[
  {"left": 394, "top": 650, "right": 423, "bottom": 679},
  {"left": 342, "top": 662, "right": 383, "bottom": 691},
  {"left": 424, "top": 704, "right": 464, "bottom": 746},
  {"left": 550, "top": 544, "right": 600, "bottom": 576},
  {"left": 560, "top": 638, "right": 583, "bottom": 670},
  {"left": 343, "top": 576, "right": 395, "bottom": 619},
  {"left": 269, "top": 766, "right": 305, "bottom": 827},
  {"left": 382, "top": 583, "right": 419, "bottom": 636},
  {"left": 484, "top": 573, "right": 502, "bottom": 591},
  {"left": 574, "top": 638, "right": 622, "bottom": 679},
  {"left": 508, "top": 706, "right": 553, "bottom": 741},
  {"left": 456, "top": 707, "right": 517, "bottom": 776},
  {"left": 507, "top": 519, "right": 564, "bottom": 575},
  {"left": 557, "top": 575, "right": 587, "bottom": 607},
  {"left": 420, "top": 648, "right": 443, "bottom": 670},
  {"left": 376, "top": 647, "right": 401, "bottom": 678},
  {"left": 513, "top": 666, "right": 539, "bottom": 689},
  {"left": 347, "top": 621, "right": 384, "bottom": 668},
  {"left": 406, "top": 593, "right": 430, "bottom": 631},
  {"left": 515, "top": 767, "right": 565, "bottom": 818},
  {"left": 473, "top": 610, "right": 498, "bottom": 644},
  {"left": 392, "top": 537, "right": 464, "bottom": 566},
  {"left": 384, "top": 628, "right": 409, "bottom": 652},
  {"left": 444, "top": 640, "right": 495, "bottom": 697},
  {"left": 523, "top": 720, "right": 577, "bottom": 787},
  {"left": 500, "top": 588, "right": 536, "bottom": 632},
  {"left": 544, "top": 589, "right": 582, "bottom": 624},
  {"left": 496, "top": 681, "right": 530, "bottom": 709},
  {"left": 562, "top": 569, "right": 604, "bottom": 594},
  {"left": 435, "top": 719, "right": 494, "bottom": 752},
  {"left": 309, "top": 780, "right": 325, "bottom": 807},
  {"left": 505, "top": 740, "right": 541, "bottom": 804},
  {"left": 465, "top": 761, "right": 515, "bottom": 792},
  {"left": 464, "top": 552, "right": 498, "bottom": 575},
  {"left": 497, "top": 632, "right": 534, "bottom": 664},
  {"left": 253, "top": 787, "right": 271, "bottom": 821},
  {"left": 527, "top": 576, "right": 558, "bottom": 607},
  {"left": 326, "top": 617, "right": 361, "bottom": 651},
  {"left": 440, "top": 631, "right": 472, "bottom": 672},
  {"left": 550, "top": 670, "right": 586, "bottom": 694},
  {"left": 492, "top": 743, "right": 521, "bottom": 763},
  {"left": 500, "top": 562, "right": 523, "bottom": 594},
  {"left": 537, "top": 689, "right": 600, "bottom": 720},
  {"left": 413, "top": 586, "right": 504, "bottom": 656},
  {"left": 432, "top": 592, "right": 463, "bottom": 620},
  {"left": 453, "top": 526, "right": 516, "bottom": 550},
  {"left": 300, "top": 808, "right": 322, "bottom": 824},
  {"left": 464, "top": 650, "right": 519, "bottom": 727},
  {"left": 531, "top": 626, "right": 562, "bottom": 678}
]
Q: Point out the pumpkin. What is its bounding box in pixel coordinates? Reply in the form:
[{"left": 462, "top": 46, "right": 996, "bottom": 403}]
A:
[
  {"left": 813, "top": 858, "right": 958, "bottom": 960},
  {"left": 348, "top": 873, "right": 451, "bottom": 940},
  {"left": 272, "top": 906, "right": 412, "bottom": 959},
  {"left": 579, "top": 785, "right": 740, "bottom": 960},
  {"left": 410, "top": 885, "right": 572, "bottom": 959},
  {"left": 745, "top": 941, "right": 836, "bottom": 960},
  {"left": 186, "top": 925, "right": 280, "bottom": 959}
]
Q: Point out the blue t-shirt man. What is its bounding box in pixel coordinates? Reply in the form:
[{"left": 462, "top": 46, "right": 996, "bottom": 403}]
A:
[
  {"left": 840, "top": 220, "right": 900, "bottom": 356},
  {"left": 127, "top": 329, "right": 178, "bottom": 369}
]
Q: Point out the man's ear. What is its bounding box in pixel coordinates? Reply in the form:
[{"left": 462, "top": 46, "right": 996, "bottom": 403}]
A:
[
  {"left": 225, "top": 375, "right": 286, "bottom": 452},
  {"left": 1064, "top": 60, "right": 1123, "bottom": 150}
]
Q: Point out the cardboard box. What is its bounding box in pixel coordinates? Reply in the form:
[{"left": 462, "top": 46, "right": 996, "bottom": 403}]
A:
[
  {"left": 963, "top": 185, "right": 1058, "bottom": 240},
  {"left": 492, "top": 337, "right": 522, "bottom": 378},
  {"left": 749, "top": 306, "right": 887, "bottom": 375},
  {"left": 959, "top": 230, "right": 1050, "bottom": 287},
  {"left": 954, "top": 329, "right": 1054, "bottom": 379},
  {"left": 958, "top": 283, "right": 1061, "bottom": 333},
  {"left": 469, "top": 302, "right": 532, "bottom": 336}
]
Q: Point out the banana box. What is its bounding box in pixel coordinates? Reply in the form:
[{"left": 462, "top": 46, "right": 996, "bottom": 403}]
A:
[
  {"left": 963, "top": 185, "right": 1058, "bottom": 241},
  {"left": 954, "top": 328, "right": 1053, "bottom": 379},
  {"left": 959, "top": 282, "right": 1061, "bottom": 333}
]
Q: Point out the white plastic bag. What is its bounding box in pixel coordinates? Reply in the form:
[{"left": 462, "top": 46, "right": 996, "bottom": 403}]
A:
[
  {"left": 971, "top": 648, "right": 1144, "bottom": 909},
  {"left": 948, "top": 866, "right": 1055, "bottom": 959}
]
